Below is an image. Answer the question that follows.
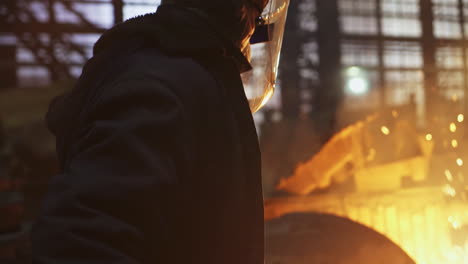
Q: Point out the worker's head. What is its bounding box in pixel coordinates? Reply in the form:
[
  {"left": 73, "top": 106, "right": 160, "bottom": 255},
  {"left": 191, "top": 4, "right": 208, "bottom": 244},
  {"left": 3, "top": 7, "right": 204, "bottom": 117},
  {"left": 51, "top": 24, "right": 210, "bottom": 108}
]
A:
[
  {"left": 161, "top": 0, "right": 290, "bottom": 113},
  {"left": 160, "top": 0, "right": 268, "bottom": 51}
]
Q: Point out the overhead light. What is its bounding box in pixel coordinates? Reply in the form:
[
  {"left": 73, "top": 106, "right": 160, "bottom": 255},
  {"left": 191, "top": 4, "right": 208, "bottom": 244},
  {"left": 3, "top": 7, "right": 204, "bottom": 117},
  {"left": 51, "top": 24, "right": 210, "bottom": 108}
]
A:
[{"left": 345, "top": 66, "right": 369, "bottom": 96}]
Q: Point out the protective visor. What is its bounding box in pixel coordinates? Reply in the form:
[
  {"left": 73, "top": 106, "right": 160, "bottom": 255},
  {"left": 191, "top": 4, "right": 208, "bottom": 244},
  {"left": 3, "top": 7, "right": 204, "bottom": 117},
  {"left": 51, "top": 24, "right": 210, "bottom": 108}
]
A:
[{"left": 241, "top": 0, "right": 290, "bottom": 113}]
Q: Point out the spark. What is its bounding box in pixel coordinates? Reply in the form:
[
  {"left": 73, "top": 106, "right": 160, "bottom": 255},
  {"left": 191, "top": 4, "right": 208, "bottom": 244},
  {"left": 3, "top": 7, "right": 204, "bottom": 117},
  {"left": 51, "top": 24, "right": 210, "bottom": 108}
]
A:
[
  {"left": 450, "top": 123, "right": 457, "bottom": 133},
  {"left": 456, "top": 158, "right": 463, "bottom": 167},
  {"left": 443, "top": 184, "right": 456, "bottom": 197},
  {"left": 425, "top": 134, "right": 433, "bottom": 141},
  {"left": 381, "top": 126, "right": 390, "bottom": 135},
  {"left": 445, "top": 169, "right": 454, "bottom": 182},
  {"left": 457, "top": 114, "right": 464, "bottom": 123},
  {"left": 451, "top": 139, "right": 458, "bottom": 148}
]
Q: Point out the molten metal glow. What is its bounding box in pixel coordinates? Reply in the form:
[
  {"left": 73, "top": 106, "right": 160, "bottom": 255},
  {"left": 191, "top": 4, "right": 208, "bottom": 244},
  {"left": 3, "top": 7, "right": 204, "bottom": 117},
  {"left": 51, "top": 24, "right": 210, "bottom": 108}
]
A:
[
  {"left": 271, "top": 113, "right": 468, "bottom": 264},
  {"left": 265, "top": 188, "right": 468, "bottom": 264}
]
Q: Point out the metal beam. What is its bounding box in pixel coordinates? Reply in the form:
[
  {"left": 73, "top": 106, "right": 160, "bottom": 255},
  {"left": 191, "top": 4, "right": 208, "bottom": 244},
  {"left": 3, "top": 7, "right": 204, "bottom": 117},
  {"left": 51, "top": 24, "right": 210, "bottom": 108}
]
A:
[
  {"left": 0, "top": 22, "right": 106, "bottom": 34},
  {"left": 458, "top": 0, "right": 468, "bottom": 115},
  {"left": 376, "top": 0, "right": 386, "bottom": 106},
  {"left": 112, "top": 0, "right": 124, "bottom": 24},
  {"left": 315, "top": 0, "right": 342, "bottom": 138},
  {"left": 420, "top": 0, "right": 437, "bottom": 125},
  {"left": 279, "top": 0, "right": 302, "bottom": 118}
]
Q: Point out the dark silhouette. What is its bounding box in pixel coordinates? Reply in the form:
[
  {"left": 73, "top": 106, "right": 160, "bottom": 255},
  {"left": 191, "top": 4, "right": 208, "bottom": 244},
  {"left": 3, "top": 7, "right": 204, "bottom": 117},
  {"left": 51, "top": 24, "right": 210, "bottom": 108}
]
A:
[{"left": 31, "top": 1, "right": 268, "bottom": 263}]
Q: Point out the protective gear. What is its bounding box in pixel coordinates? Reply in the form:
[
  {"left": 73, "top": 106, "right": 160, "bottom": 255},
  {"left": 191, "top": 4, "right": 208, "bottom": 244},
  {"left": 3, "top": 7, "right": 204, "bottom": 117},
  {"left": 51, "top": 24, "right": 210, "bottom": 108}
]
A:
[{"left": 242, "top": 0, "right": 290, "bottom": 112}]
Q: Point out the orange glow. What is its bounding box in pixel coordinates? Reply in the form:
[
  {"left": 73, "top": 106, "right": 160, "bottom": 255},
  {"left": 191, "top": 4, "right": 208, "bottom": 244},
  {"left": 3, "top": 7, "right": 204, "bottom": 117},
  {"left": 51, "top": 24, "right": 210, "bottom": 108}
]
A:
[
  {"left": 265, "top": 187, "right": 468, "bottom": 264},
  {"left": 270, "top": 114, "right": 468, "bottom": 264},
  {"left": 392, "top": 110, "right": 399, "bottom": 118}
]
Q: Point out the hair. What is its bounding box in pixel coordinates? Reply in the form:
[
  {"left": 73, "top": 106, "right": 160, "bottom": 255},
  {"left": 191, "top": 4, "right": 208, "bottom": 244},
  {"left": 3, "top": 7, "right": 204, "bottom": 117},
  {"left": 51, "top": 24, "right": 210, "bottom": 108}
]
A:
[{"left": 160, "top": 0, "right": 268, "bottom": 47}]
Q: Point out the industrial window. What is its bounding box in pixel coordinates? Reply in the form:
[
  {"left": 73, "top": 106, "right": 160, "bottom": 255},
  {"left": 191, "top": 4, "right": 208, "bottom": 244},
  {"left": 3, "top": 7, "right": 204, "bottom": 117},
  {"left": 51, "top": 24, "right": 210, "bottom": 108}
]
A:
[
  {"left": 17, "top": 47, "right": 36, "bottom": 64},
  {"left": 436, "top": 46, "right": 465, "bottom": 101},
  {"left": 339, "top": 0, "right": 378, "bottom": 35},
  {"left": 70, "top": 66, "right": 84, "bottom": 78},
  {"left": 299, "top": 40, "right": 319, "bottom": 68},
  {"left": 54, "top": 2, "right": 82, "bottom": 25},
  {"left": 341, "top": 40, "right": 379, "bottom": 67},
  {"left": 299, "top": 74, "right": 318, "bottom": 114},
  {"left": 433, "top": 0, "right": 462, "bottom": 39},
  {"left": 381, "top": 0, "right": 421, "bottom": 37},
  {"left": 17, "top": 66, "right": 51, "bottom": 87},
  {"left": 124, "top": 0, "right": 160, "bottom": 20},
  {"left": 296, "top": 0, "right": 318, "bottom": 113},
  {"left": 298, "top": 39, "right": 319, "bottom": 114},
  {"left": 298, "top": 0, "right": 317, "bottom": 32},
  {"left": 71, "top": 2, "right": 114, "bottom": 28},
  {"left": 384, "top": 41, "right": 422, "bottom": 68},
  {"left": 5, "top": 0, "right": 160, "bottom": 87},
  {"left": 385, "top": 70, "right": 424, "bottom": 106},
  {"left": 463, "top": 0, "right": 468, "bottom": 35},
  {"left": 438, "top": 71, "right": 465, "bottom": 100},
  {"left": 436, "top": 46, "right": 464, "bottom": 69},
  {"left": 28, "top": 1, "right": 49, "bottom": 22},
  {"left": 69, "top": 33, "right": 101, "bottom": 58},
  {"left": 0, "top": 35, "right": 16, "bottom": 46}
]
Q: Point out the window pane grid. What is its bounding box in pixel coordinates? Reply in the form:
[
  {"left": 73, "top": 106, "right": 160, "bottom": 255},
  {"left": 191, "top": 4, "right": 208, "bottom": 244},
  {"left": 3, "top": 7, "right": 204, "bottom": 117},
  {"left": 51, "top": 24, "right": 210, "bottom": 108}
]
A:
[
  {"left": 433, "top": 0, "right": 462, "bottom": 39},
  {"left": 436, "top": 46, "right": 464, "bottom": 69},
  {"left": 339, "top": 0, "right": 378, "bottom": 35},
  {"left": 385, "top": 70, "right": 424, "bottom": 106},
  {"left": 341, "top": 40, "right": 379, "bottom": 67},
  {"left": 438, "top": 71, "right": 465, "bottom": 100},
  {"left": 383, "top": 41, "right": 422, "bottom": 68}
]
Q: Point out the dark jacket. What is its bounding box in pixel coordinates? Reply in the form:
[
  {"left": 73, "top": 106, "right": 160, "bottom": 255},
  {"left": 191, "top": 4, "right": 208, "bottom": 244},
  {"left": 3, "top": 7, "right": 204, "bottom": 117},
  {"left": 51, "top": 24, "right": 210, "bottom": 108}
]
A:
[{"left": 32, "top": 5, "right": 264, "bottom": 264}]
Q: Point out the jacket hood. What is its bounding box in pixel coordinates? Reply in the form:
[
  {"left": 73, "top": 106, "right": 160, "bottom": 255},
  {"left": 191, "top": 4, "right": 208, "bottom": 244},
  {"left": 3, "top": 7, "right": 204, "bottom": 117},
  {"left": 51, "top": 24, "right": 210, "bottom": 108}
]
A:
[
  {"left": 94, "top": 5, "right": 251, "bottom": 71},
  {"left": 46, "top": 5, "right": 251, "bottom": 143}
]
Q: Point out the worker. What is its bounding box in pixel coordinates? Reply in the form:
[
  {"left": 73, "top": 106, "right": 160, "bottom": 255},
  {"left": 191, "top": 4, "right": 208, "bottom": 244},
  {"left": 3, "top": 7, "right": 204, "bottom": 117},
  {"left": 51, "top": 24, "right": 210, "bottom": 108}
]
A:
[{"left": 32, "top": 0, "right": 289, "bottom": 263}]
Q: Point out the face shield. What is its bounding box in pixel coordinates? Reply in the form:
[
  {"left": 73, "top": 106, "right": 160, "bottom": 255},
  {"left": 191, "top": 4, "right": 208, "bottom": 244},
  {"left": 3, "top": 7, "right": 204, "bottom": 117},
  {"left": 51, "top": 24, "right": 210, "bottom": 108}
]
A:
[{"left": 241, "top": 0, "right": 290, "bottom": 113}]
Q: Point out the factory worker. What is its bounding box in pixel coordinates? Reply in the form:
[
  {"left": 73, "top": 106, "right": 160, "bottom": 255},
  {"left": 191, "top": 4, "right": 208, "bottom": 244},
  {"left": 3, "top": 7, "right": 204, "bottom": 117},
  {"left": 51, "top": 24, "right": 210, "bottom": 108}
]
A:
[{"left": 32, "top": 0, "right": 289, "bottom": 263}]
